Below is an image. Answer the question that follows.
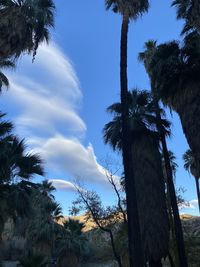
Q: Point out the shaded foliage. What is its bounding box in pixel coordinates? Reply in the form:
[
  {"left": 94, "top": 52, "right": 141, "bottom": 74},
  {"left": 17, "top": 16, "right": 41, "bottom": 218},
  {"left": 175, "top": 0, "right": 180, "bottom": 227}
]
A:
[
  {"left": 105, "top": 0, "right": 149, "bottom": 19},
  {"left": 0, "top": 58, "right": 15, "bottom": 90},
  {"left": 172, "top": 0, "right": 200, "bottom": 34},
  {"left": 183, "top": 149, "right": 200, "bottom": 213},
  {"left": 0, "top": 0, "right": 55, "bottom": 60},
  {"left": 0, "top": 113, "right": 44, "bottom": 236}
]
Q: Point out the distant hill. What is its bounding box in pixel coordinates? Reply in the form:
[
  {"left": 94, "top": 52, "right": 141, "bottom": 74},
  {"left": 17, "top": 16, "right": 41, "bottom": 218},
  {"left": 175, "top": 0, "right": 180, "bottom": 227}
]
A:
[
  {"left": 61, "top": 214, "right": 200, "bottom": 267},
  {"left": 58, "top": 214, "right": 96, "bottom": 232},
  {"left": 60, "top": 213, "right": 200, "bottom": 231}
]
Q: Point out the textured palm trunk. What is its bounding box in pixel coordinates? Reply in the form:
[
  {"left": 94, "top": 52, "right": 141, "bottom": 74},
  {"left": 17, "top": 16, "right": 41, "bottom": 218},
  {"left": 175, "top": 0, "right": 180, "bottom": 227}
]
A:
[
  {"left": 164, "top": 165, "right": 178, "bottom": 265},
  {"left": 131, "top": 134, "right": 169, "bottom": 264},
  {"left": 174, "top": 86, "right": 200, "bottom": 165},
  {"left": 172, "top": 87, "right": 200, "bottom": 214},
  {"left": 120, "top": 13, "right": 143, "bottom": 267},
  {"left": 195, "top": 177, "right": 200, "bottom": 213},
  {"left": 155, "top": 101, "right": 188, "bottom": 267}
]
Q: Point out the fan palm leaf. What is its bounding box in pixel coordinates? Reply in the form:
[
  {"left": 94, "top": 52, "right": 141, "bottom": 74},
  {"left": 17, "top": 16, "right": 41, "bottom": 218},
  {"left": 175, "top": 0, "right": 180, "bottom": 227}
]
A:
[
  {"left": 0, "top": 136, "right": 44, "bottom": 183},
  {"left": 0, "top": 58, "right": 15, "bottom": 90},
  {"left": 148, "top": 32, "right": 200, "bottom": 167},
  {"left": 172, "top": 0, "right": 200, "bottom": 34},
  {"left": 105, "top": 0, "right": 149, "bottom": 19},
  {"left": 0, "top": 0, "right": 55, "bottom": 59}
]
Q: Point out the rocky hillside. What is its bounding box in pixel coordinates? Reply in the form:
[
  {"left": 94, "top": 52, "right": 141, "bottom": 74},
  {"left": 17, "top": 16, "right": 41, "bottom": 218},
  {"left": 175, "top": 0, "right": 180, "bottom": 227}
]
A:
[
  {"left": 181, "top": 215, "right": 200, "bottom": 266},
  {"left": 74, "top": 214, "right": 200, "bottom": 267}
]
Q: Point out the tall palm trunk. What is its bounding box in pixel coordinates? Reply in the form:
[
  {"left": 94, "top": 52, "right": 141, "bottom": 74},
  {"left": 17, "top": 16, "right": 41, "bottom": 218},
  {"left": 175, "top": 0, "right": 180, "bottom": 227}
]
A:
[
  {"left": 164, "top": 167, "right": 178, "bottom": 265},
  {"left": 155, "top": 100, "right": 188, "bottom": 267},
  {"left": 131, "top": 134, "right": 169, "bottom": 264},
  {"left": 195, "top": 177, "right": 200, "bottom": 213},
  {"left": 120, "top": 13, "right": 143, "bottom": 267},
  {"left": 166, "top": 184, "right": 178, "bottom": 266}
]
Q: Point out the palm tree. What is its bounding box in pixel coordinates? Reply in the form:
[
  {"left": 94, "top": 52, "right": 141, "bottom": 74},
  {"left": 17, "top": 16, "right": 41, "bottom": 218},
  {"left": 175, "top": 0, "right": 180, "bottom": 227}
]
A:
[
  {"left": 0, "top": 150, "right": 43, "bottom": 236},
  {"left": 168, "top": 151, "right": 178, "bottom": 179},
  {"left": 161, "top": 150, "right": 179, "bottom": 266},
  {"left": 38, "top": 179, "right": 56, "bottom": 199},
  {"left": 0, "top": 113, "right": 44, "bottom": 235},
  {"left": 0, "top": 116, "right": 44, "bottom": 183},
  {"left": 147, "top": 32, "right": 200, "bottom": 170},
  {"left": 27, "top": 182, "right": 63, "bottom": 257},
  {"left": 161, "top": 151, "right": 178, "bottom": 182},
  {"left": 139, "top": 40, "right": 188, "bottom": 267},
  {"left": 183, "top": 149, "right": 200, "bottom": 213},
  {"left": 63, "top": 219, "right": 85, "bottom": 237},
  {"left": 104, "top": 89, "right": 170, "bottom": 266},
  {"left": 0, "top": 58, "right": 15, "bottom": 89},
  {"left": 59, "top": 219, "right": 85, "bottom": 254},
  {"left": 0, "top": 112, "right": 13, "bottom": 137},
  {"left": 56, "top": 219, "right": 88, "bottom": 267},
  {"left": 0, "top": 136, "right": 44, "bottom": 184},
  {"left": 172, "top": 0, "right": 200, "bottom": 34},
  {"left": 0, "top": 0, "right": 55, "bottom": 60},
  {"left": 105, "top": 2, "right": 149, "bottom": 265}
]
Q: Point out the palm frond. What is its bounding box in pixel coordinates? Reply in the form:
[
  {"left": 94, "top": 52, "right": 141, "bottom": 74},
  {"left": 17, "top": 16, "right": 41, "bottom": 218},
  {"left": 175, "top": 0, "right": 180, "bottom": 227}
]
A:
[
  {"left": 105, "top": 0, "right": 149, "bottom": 20},
  {"left": 0, "top": 0, "right": 55, "bottom": 59}
]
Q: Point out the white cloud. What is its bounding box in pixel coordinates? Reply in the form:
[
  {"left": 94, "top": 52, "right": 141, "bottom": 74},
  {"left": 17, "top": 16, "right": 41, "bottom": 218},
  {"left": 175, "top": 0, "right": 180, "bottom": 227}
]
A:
[
  {"left": 179, "top": 199, "right": 198, "bottom": 210},
  {"left": 9, "top": 80, "right": 86, "bottom": 137},
  {"left": 18, "top": 43, "right": 82, "bottom": 102},
  {"left": 1, "top": 42, "right": 110, "bottom": 187},
  {"left": 189, "top": 199, "right": 199, "bottom": 209},
  {"left": 49, "top": 179, "right": 77, "bottom": 192},
  {"left": 37, "top": 135, "right": 108, "bottom": 184}
]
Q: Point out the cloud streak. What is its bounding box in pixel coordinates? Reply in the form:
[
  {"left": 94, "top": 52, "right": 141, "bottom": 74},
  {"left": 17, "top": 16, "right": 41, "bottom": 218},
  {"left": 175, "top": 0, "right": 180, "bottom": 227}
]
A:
[
  {"left": 179, "top": 199, "right": 198, "bottom": 210},
  {"left": 49, "top": 179, "right": 77, "bottom": 192},
  {"left": 9, "top": 80, "right": 86, "bottom": 137},
  {"left": 1, "top": 42, "right": 111, "bottom": 188},
  {"left": 38, "top": 135, "right": 108, "bottom": 184}
]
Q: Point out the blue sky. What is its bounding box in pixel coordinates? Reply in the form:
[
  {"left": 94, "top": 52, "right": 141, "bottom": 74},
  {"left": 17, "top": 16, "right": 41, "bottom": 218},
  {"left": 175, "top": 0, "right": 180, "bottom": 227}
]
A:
[{"left": 1, "top": 0, "right": 199, "bottom": 215}]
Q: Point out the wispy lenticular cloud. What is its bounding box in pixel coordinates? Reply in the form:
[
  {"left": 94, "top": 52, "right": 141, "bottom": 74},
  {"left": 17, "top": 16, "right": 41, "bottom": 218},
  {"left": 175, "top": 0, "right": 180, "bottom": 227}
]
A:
[
  {"left": 49, "top": 179, "right": 77, "bottom": 192},
  {"left": 38, "top": 135, "right": 108, "bottom": 183},
  {"left": 0, "top": 42, "right": 112, "bottom": 190},
  {"left": 9, "top": 81, "right": 86, "bottom": 137}
]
